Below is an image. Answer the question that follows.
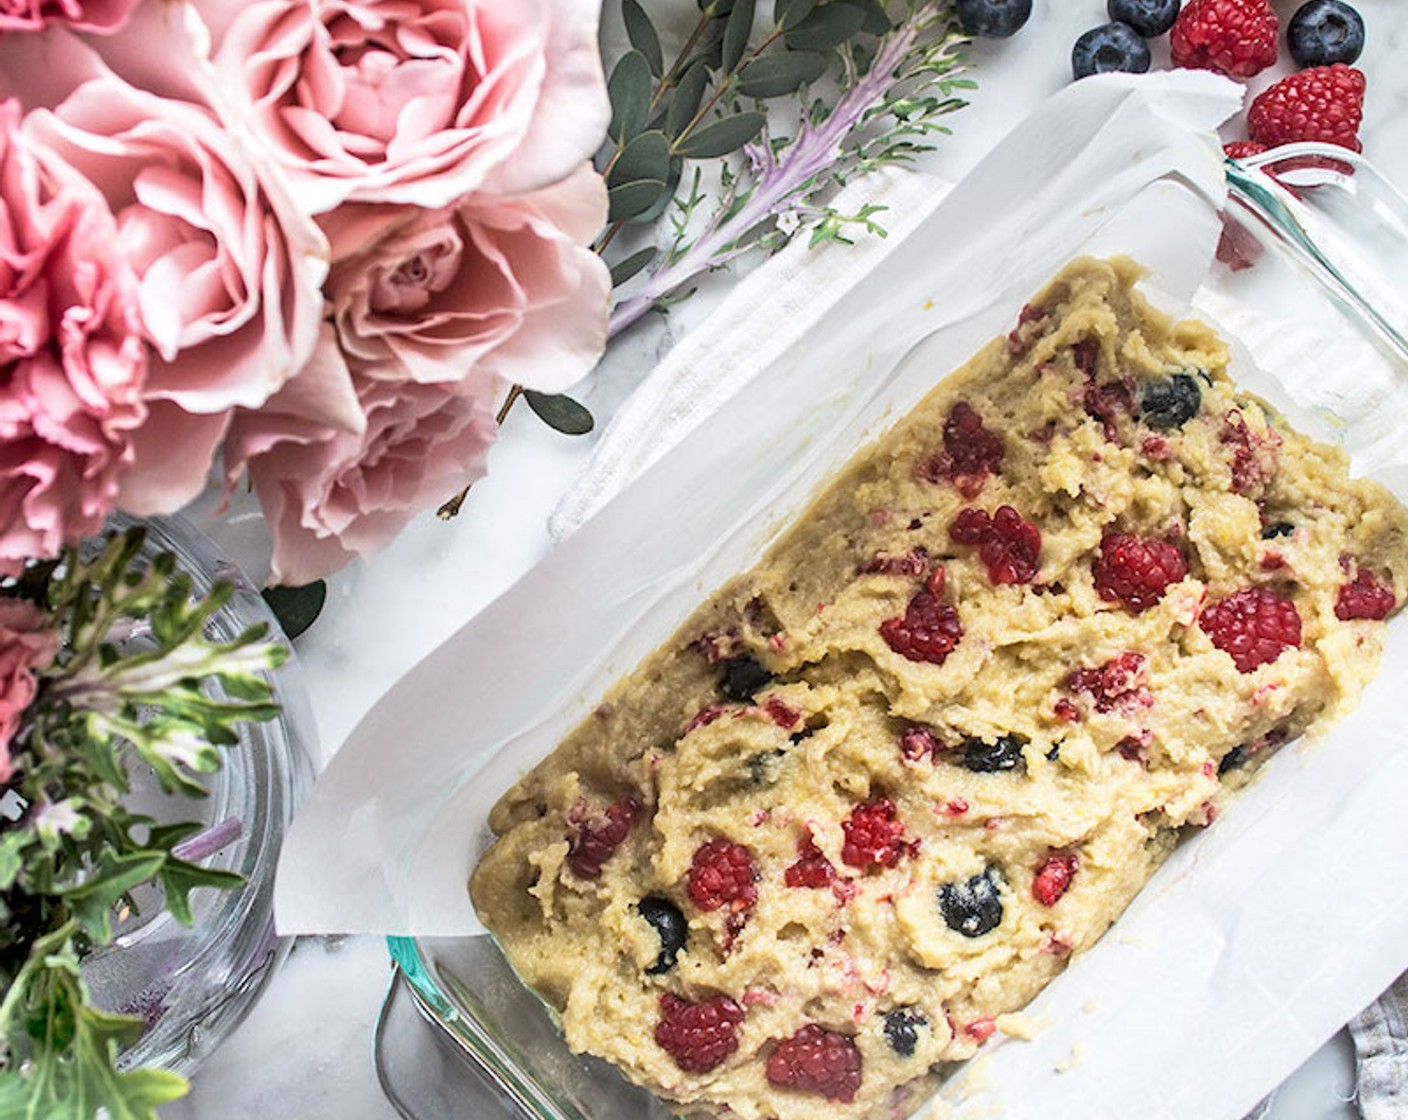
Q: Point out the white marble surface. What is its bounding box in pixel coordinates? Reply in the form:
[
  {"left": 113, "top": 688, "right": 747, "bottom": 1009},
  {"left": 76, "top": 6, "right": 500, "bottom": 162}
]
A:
[{"left": 166, "top": 2, "right": 1408, "bottom": 1117}]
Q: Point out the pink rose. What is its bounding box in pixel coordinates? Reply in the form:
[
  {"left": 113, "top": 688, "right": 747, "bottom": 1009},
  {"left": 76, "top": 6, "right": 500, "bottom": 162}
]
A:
[
  {"left": 0, "top": 0, "right": 141, "bottom": 34},
  {"left": 24, "top": 70, "right": 329, "bottom": 515},
  {"left": 200, "top": 0, "right": 610, "bottom": 213},
  {"left": 0, "top": 98, "right": 147, "bottom": 572},
  {"left": 0, "top": 599, "right": 58, "bottom": 783}
]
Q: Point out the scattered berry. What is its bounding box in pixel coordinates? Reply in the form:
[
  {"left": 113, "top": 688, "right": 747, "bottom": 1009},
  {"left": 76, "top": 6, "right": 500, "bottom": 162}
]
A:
[
  {"left": 920, "top": 402, "right": 1006, "bottom": 496},
  {"left": 965, "top": 1017, "right": 998, "bottom": 1043},
  {"left": 720, "top": 655, "right": 772, "bottom": 702},
  {"left": 841, "top": 799, "right": 908, "bottom": 871},
  {"left": 1067, "top": 651, "right": 1149, "bottom": 712},
  {"left": 688, "top": 839, "right": 758, "bottom": 912},
  {"left": 1336, "top": 569, "right": 1396, "bottom": 621},
  {"left": 880, "top": 590, "right": 964, "bottom": 665},
  {"left": 1138, "top": 373, "right": 1203, "bottom": 429},
  {"left": 961, "top": 734, "right": 1026, "bottom": 773},
  {"left": 883, "top": 1009, "right": 927, "bottom": 1058},
  {"left": 1200, "top": 587, "right": 1302, "bottom": 672},
  {"left": 1073, "top": 22, "right": 1151, "bottom": 80},
  {"left": 639, "top": 897, "right": 688, "bottom": 974},
  {"left": 950, "top": 505, "right": 1041, "bottom": 585},
  {"left": 1221, "top": 409, "right": 1279, "bottom": 495},
  {"left": 1109, "top": 0, "right": 1181, "bottom": 37},
  {"left": 1261, "top": 520, "right": 1294, "bottom": 539},
  {"left": 1170, "top": 0, "right": 1279, "bottom": 78},
  {"left": 785, "top": 832, "right": 837, "bottom": 889},
  {"left": 858, "top": 547, "right": 929, "bottom": 577},
  {"left": 1032, "top": 852, "right": 1079, "bottom": 906},
  {"left": 1093, "top": 533, "right": 1188, "bottom": 613},
  {"left": 655, "top": 993, "right": 745, "bottom": 1073},
  {"left": 1217, "top": 744, "right": 1247, "bottom": 774},
  {"left": 1248, "top": 64, "right": 1365, "bottom": 152},
  {"left": 899, "top": 723, "right": 943, "bottom": 762},
  {"left": 939, "top": 867, "right": 1004, "bottom": 938},
  {"left": 766, "top": 1025, "right": 864, "bottom": 1102},
  {"left": 955, "top": 0, "right": 1032, "bottom": 38},
  {"left": 566, "top": 797, "right": 638, "bottom": 879},
  {"left": 1288, "top": 0, "right": 1365, "bottom": 68},
  {"left": 1224, "top": 140, "right": 1269, "bottom": 160}
]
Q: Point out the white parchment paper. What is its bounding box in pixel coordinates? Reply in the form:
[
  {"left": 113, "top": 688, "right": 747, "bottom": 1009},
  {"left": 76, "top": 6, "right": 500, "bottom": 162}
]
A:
[{"left": 277, "top": 71, "right": 1408, "bottom": 1119}]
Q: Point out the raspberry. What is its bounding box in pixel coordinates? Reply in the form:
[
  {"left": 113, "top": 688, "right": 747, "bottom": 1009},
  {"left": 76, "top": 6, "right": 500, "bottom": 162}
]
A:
[
  {"left": 1092, "top": 533, "right": 1187, "bottom": 613},
  {"left": 687, "top": 839, "right": 757, "bottom": 912},
  {"left": 655, "top": 993, "right": 745, "bottom": 1073},
  {"left": 765, "top": 1025, "right": 863, "bottom": 1103},
  {"left": 1032, "top": 852, "right": 1079, "bottom": 906},
  {"left": 950, "top": 506, "right": 1041, "bottom": 585},
  {"left": 898, "top": 724, "right": 942, "bottom": 762},
  {"left": 880, "top": 590, "right": 963, "bottom": 665},
  {"left": 1223, "top": 140, "right": 1269, "bottom": 160},
  {"left": 1201, "top": 588, "right": 1302, "bottom": 672},
  {"left": 918, "top": 402, "right": 1004, "bottom": 497},
  {"left": 785, "top": 831, "right": 837, "bottom": 889},
  {"left": 1170, "top": 0, "right": 1279, "bottom": 78},
  {"left": 1248, "top": 64, "right": 1365, "bottom": 152},
  {"left": 858, "top": 546, "right": 928, "bottom": 577},
  {"left": 1067, "top": 651, "right": 1148, "bottom": 712},
  {"left": 1336, "top": 569, "right": 1396, "bottom": 621},
  {"left": 566, "top": 797, "right": 638, "bottom": 879},
  {"left": 841, "top": 798, "right": 907, "bottom": 871}
]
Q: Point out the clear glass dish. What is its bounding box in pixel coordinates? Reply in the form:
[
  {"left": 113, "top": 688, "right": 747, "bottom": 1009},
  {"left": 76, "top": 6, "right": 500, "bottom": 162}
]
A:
[{"left": 380, "top": 141, "right": 1408, "bottom": 1120}]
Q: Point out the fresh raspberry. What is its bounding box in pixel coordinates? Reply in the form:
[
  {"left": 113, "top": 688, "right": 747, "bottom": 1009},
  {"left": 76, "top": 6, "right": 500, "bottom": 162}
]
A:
[
  {"left": 1170, "top": 0, "right": 1279, "bottom": 78},
  {"left": 785, "top": 831, "right": 837, "bottom": 889},
  {"left": 1083, "top": 376, "right": 1136, "bottom": 442},
  {"left": 1248, "top": 64, "right": 1365, "bottom": 152},
  {"left": 565, "top": 797, "right": 638, "bottom": 879},
  {"left": 655, "top": 993, "right": 745, "bottom": 1073},
  {"left": 687, "top": 839, "right": 757, "bottom": 912},
  {"left": 1032, "top": 852, "right": 1079, "bottom": 906},
  {"left": 1201, "top": 588, "right": 1302, "bottom": 672},
  {"left": 898, "top": 723, "right": 942, "bottom": 762},
  {"left": 1336, "top": 569, "right": 1396, "bottom": 621},
  {"left": 1066, "top": 651, "right": 1148, "bottom": 713},
  {"left": 918, "top": 402, "right": 1005, "bottom": 497},
  {"left": 1092, "top": 534, "right": 1187, "bottom": 613},
  {"left": 880, "top": 590, "right": 963, "bottom": 665},
  {"left": 1223, "top": 140, "right": 1269, "bottom": 160},
  {"left": 950, "top": 506, "right": 1041, "bottom": 585},
  {"left": 841, "top": 798, "right": 907, "bottom": 871},
  {"left": 1221, "top": 410, "right": 1278, "bottom": 495},
  {"left": 765, "top": 1025, "right": 863, "bottom": 1103}
]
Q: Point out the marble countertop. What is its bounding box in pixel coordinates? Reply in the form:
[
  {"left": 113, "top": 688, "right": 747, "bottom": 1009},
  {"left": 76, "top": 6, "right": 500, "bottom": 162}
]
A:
[{"left": 166, "top": 3, "right": 1408, "bottom": 1117}]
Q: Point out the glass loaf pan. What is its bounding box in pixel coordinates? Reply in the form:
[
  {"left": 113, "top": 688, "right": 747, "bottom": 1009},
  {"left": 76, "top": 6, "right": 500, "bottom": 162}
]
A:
[{"left": 380, "top": 141, "right": 1408, "bottom": 1120}]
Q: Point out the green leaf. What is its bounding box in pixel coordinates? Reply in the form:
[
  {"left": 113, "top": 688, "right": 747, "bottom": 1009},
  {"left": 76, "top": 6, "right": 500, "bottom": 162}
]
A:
[
  {"left": 609, "top": 129, "right": 670, "bottom": 188},
  {"left": 721, "top": 0, "right": 755, "bottom": 72},
  {"left": 699, "top": 0, "right": 734, "bottom": 14},
  {"left": 0, "top": 830, "right": 28, "bottom": 891},
  {"left": 609, "top": 247, "right": 657, "bottom": 287},
  {"left": 157, "top": 857, "right": 244, "bottom": 927},
  {"left": 784, "top": 2, "right": 866, "bottom": 49},
  {"left": 57, "top": 850, "right": 165, "bottom": 942},
  {"left": 631, "top": 156, "right": 684, "bottom": 225},
  {"left": 737, "top": 51, "right": 828, "bottom": 98},
  {"left": 666, "top": 59, "right": 710, "bottom": 139},
  {"left": 676, "top": 111, "right": 766, "bottom": 158},
  {"left": 261, "top": 580, "right": 325, "bottom": 640},
  {"left": 608, "top": 179, "right": 668, "bottom": 222},
  {"left": 622, "top": 0, "right": 664, "bottom": 76},
  {"left": 607, "top": 51, "right": 652, "bottom": 144},
  {"left": 837, "top": 0, "right": 891, "bottom": 35},
  {"left": 773, "top": 0, "right": 815, "bottom": 29},
  {"left": 523, "top": 392, "right": 594, "bottom": 436}
]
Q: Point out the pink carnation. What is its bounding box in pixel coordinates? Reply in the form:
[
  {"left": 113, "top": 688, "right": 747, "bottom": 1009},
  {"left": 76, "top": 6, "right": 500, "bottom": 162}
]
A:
[
  {"left": 0, "top": 98, "right": 147, "bottom": 573},
  {"left": 0, "top": 599, "right": 58, "bottom": 783},
  {"left": 0, "top": 0, "right": 141, "bottom": 34}
]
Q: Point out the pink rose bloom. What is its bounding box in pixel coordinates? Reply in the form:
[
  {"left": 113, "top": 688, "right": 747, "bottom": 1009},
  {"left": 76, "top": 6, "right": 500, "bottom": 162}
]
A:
[
  {"left": 199, "top": 0, "right": 610, "bottom": 213},
  {"left": 226, "top": 164, "right": 609, "bottom": 584},
  {"left": 0, "top": 599, "right": 58, "bottom": 783},
  {"left": 0, "top": 98, "right": 147, "bottom": 573},
  {"left": 24, "top": 71, "right": 329, "bottom": 515},
  {"left": 0, "top": 0, "right": 141, "bottom": 34}
]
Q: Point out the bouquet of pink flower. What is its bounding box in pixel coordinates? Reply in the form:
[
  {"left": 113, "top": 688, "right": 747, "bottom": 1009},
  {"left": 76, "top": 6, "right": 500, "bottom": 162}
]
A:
[{"left": 0, "top": 0, "right": 613, "bottom": 586}]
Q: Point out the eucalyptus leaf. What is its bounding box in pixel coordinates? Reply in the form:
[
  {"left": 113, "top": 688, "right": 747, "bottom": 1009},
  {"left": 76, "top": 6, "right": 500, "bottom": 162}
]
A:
[
  {"left": 524, "top": 391, "right": 594, "bottom": 436},
  {"left": 608, "top": 179, "right": 668, "bottom": 222},
  {"left": 261, "top": 580, "right": 325, "bottom": 640},
  {"left": 676, "top": 111, "right": 766, "bottom": 158},
  {"left": 609, "top": 247, "right": 657, "bottom": 287},
  {"left": 666, "top": 59, "right": 710, "bottom": 139},
  {"left": 721, "top": 0, "right": 755, "bottom": 72},
  {"left": 784, "top": 3, "right": 866, "bottom": 49},
  {"left": 837, "top": 0, "right": 892, "bottom": 35},
  {"left": 699, "top": 0, "right": 734, "bottom": 14},
  {"left": 622, "top": 0, "right": 664, "bottom": 76},
  {"left": 609, "top": 130, "right": 670, "bottom": 188},
  {"left": 631, "top": 156, "right": 684, "bottom": 225},
  {"left": 607, "top": 51, "right": 652, "bottom": 143},
  {"left": 737, "top": 51, "right": 828, "bottom": 98},
  {"left": 773, "top": 0, "right": 815, "bottom": 30}
]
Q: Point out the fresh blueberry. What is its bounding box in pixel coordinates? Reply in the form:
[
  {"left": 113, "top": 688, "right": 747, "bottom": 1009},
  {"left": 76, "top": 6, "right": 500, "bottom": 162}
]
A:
[
  {"left": 1261, "top": 521, "right": 1294, "bottom": 540},
  {"left": 1288, "top": 0, "right": 1365, "bottom": 68},
  {"left": 638, "top": 897, "right": 687, "bottom": 974},
  {"left": 939, "top": 867, "right": 1004, "bottom": 938},
  {"left": 884, "top": 1008, "right": 927, "bottom": 1057},
  {"left": 962, "top": 734, "right": 1025, "bottom": 773},
  {"left": 1072, "top": 22, "right": 1152, "bottom": 80},
  {"left": 1108, "top": 0, "right": 1181, "bottom": 37},
  {"left": 720, "top": 655, "right": 771, "bottom": 701},
  {"left": 955, "top": 0, "right": 1032, "bottom": 38},
  {"left": 1217, "top": 745, "right": 1246, "bottom": 775},
  {"left": 1138, "top": 373, "right": 1202, "bottom": 430}
]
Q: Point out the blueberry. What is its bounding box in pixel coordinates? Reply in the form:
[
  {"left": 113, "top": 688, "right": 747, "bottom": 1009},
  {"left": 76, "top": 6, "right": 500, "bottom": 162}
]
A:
[
  {"left": 939, "top": 867, "right": 1004, "bottom": 938},
  {"left": 884, "top": 1008, "right": 927, "bottom": 1057},
  {"left": 1108, "top": 0, "right": 1181, "bottom": 37},
  {"left": 962, "top": 734, "right": 1026, "bottom": 773},
  {"left": 1261, "top": 521, "right": 1294, "bottom": 540},
  {"left": 638, "top": 897, "right": 687, "bottom": 974},
  {"left": 1072, "top": 22, "right": 1151, "bottom": 80},
  {"left": 1217, "top": 745, "right": 1246, "bottom": 775},
  {"left": 720, "top": 655, "right": 771, "bottom": 701},
  {"left": 1288, "top": 0, "right": 1365, "bottom": 68},
  {"left": 1138, "top": 373, "right": 1202, "bottom": 430},
  {"left": 955, "top": 0, "right": 1032, "bottom": 38},
  {"left": 746, "top": 747, "right": 786, "bottom": 785}
]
